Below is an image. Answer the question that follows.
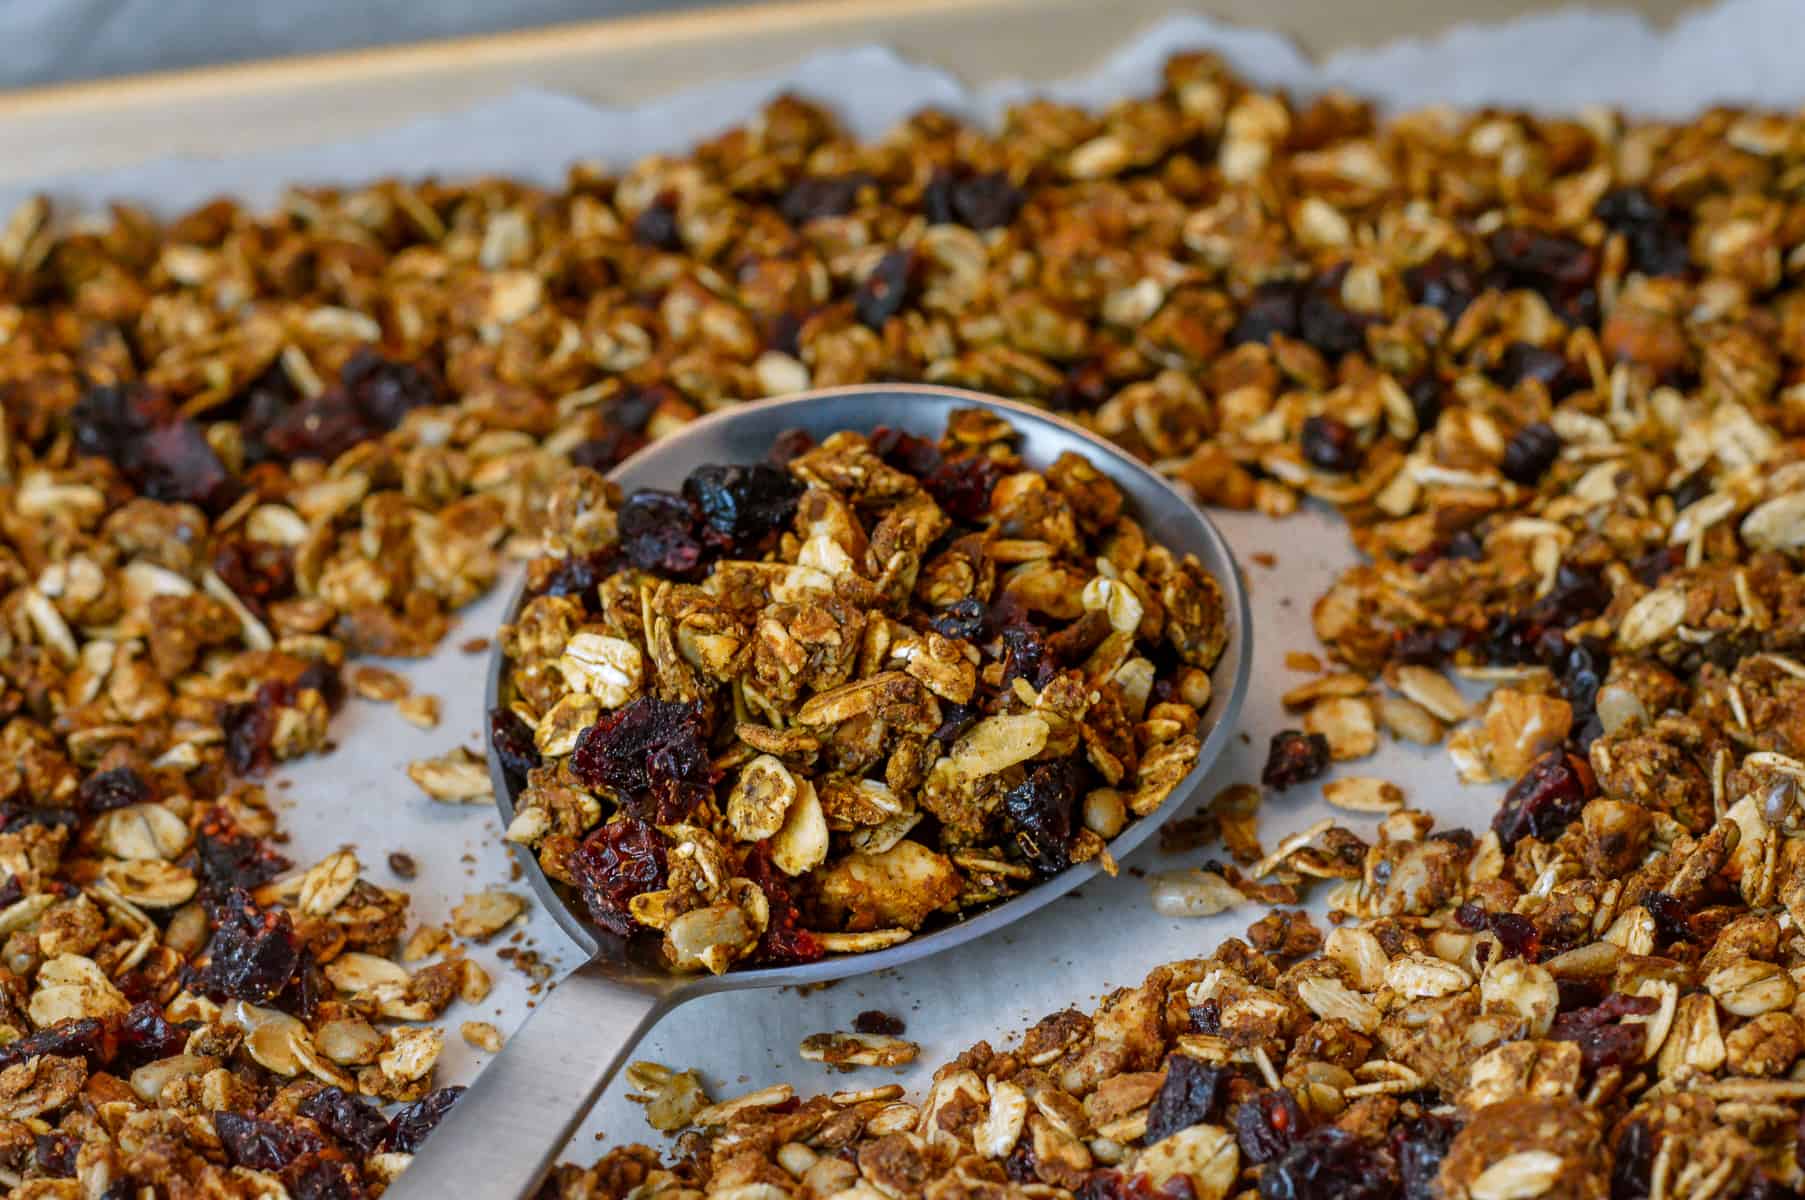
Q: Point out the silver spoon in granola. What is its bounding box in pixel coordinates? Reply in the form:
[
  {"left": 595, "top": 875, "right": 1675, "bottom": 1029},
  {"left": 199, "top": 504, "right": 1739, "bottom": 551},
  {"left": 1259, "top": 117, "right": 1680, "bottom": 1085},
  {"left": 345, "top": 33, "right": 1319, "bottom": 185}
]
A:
[{"left": 391, "top": 385, "right": 1251, "bottom": 1198}]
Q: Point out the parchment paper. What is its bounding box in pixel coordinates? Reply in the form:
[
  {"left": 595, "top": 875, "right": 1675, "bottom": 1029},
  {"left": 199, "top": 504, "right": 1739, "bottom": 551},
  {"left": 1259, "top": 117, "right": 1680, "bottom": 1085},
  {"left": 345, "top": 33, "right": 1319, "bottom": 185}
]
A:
[{"left": 6, "top": 0, "right": 1799, "bottom": 1157}]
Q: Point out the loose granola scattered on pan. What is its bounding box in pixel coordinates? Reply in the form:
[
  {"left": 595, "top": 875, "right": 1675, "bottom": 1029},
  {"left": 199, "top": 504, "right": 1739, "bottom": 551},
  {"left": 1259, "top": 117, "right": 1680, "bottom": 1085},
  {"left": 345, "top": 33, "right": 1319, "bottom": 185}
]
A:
[
  {"left": 496, "top": 409, "right": 1227, "bottom": 973},
  {"left": 0, "top": 32, "right": 1801, "bottom": 1199}
]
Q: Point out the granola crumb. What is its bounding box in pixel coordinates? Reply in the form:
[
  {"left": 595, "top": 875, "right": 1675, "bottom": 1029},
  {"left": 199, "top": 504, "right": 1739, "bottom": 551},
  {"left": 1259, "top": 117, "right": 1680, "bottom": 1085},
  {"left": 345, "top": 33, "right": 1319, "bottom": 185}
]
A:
[
  {"left": 398, "top": 693, "right": 443, "bottom": 729},
  {"left": 460, "top": 1021, "right": 504, "bottom": 1053}
]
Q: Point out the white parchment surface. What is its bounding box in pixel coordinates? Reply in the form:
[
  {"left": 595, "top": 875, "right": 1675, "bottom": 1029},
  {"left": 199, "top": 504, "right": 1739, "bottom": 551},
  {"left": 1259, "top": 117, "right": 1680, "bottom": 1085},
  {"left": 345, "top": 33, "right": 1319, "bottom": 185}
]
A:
[{"left": 6, "top": 0, "right": 1802, "bottom": 1157}]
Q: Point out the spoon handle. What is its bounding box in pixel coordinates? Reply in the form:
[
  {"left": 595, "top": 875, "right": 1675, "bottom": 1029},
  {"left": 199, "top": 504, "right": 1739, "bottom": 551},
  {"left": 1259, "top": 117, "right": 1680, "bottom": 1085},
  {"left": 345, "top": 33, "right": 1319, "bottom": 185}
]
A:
[{"left": 386, "top": 960, "right": 678, "bottom": 1199}]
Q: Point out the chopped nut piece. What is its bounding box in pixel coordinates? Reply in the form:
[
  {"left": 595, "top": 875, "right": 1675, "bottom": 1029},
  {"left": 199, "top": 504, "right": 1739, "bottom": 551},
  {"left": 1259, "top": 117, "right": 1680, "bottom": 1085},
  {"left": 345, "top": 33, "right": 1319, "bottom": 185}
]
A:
[{"left": 460, "top": 1021, "right": 503, "bottom": 1053}]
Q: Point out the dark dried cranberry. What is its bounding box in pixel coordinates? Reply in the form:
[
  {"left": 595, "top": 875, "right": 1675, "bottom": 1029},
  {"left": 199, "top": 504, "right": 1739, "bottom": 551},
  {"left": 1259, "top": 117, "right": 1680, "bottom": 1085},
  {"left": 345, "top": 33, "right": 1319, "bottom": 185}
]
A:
[
  {"left": 34, "top": 1131, "right": 79, "bottom": 1177},
  {"left": 1642, "top": 890, "right": 1695, "bottom": 946},
  {"left": 0, "top": 1017, "right": 112, "bottom": 1071},
  {"left": 214, "top": 1111, "right": 323, "bottom": 1170},
  {"left": 1492, "top": 750, "right": 1595, "bottom": 849},
  {"left": 1739, "top": 1178, "right": 1802, "bottom": 1200},
  {"left": 295, "top": 661, "right": 345, "bottom": 713},
  {"left": 869, "top": 426, "right": 944, "bottom": 477},
  {"left": 1667, "top": 469, "right": 1712, "bottom": 513},
  {"left": 1003, "top": 759, "right": 1083, "bottom": 875},
  {"left": 567, "top": 818, "right": 669, "bottom": 938},
  {"left": 1260, "top": 1127, "right": 1398, "bottom": 1200},
  {"left": 1403, "top": 254, "right": 1479, "bottom": 322},
  {"left": 570, "top": 697, "right": 711, "bottom": 823},
  {"left": 222, "top": 679, "right": 290, "bottom": 776},
  {"left": 487, "top": 706, "right": 542, "bottom": 793},
  {"left": 1494, "top": 342, "right": 1583, "bottom": 397},
  {"left": 1406, "top": 374, "right": 1444, "bottom": 436},
  {"left": 1187, "top": 999, "right": 1221, "bottom": 1034},
  {"left": 1261, "top": 731, "right": 1331, "bottom": 790},
  {"left": 1500, "top": 421, "right": 1562, "bottom": 486},
  {"left": 1300, "top": 415, "right": 1362, "bottom": 473},
  {"left": 286, "top": 1152, "right": 368, "bottom": 1200},
  {"left": 212, "top": 538, "right": 296, "bottom": 617},
  {"left": 530, "top": 548, "right": 624, "bottom": 611},
  {"left": 682, "top": 462, "right": 804, "bottom": 551},
  {"left": 197, "top": 889, "right": 302, "bottom": 1005},
  {"left": 1595, "top": 187, "right": 1691, "bottom": 278},
  {"left": 1228, "top": 281, "right": 1301, "bottom": 346},
  {"left": 923, "top": 455, "right": 1006, "bottom": 523},
  {"left": 1392, "top": 1114, "right": 1459, "bottom": 1200},
  {"left": 768, "top": 428, "right": 815, "bottom": 466},
  {"left": 1549, "top": 993, "right": 1658, "bottom": 1072},
  {"left": 1487, "top": 227, "right": 1598, "bottom": 325},
  {"left": 1235, "top": 1088, "right": 1306, "bottom": 1164},
  {"left": 1487, "top": 913, "right": 1541, "bottom": 961},
  {"left": 931, "top": 598, "right": 990, "bottom": 643},
  {"left": 1003, "top": 1143, "right": 1038, "bottom": 1183},
  {"left": 297, "top": 1086, "right": 391, "bottom": 1157},
  {"left": 855, "top": 250, "right": 917, "bottom": 330},
  {"left": 739, "top": 842, "right": 824, "bottom": 966},
  {"left": 1297, "top": 266, "right": 1370, "bottom": 359},
  {"left": 116, "top": 1001, "right": 187, "bottom": 1070},
  {"left": 568, "top": 428, "right": 645, "bottom": 473},
  {"left": 0, "top": 878, "right": 21, "bottom": 910},
  {"left": 78, "top": 766, "right": 150, "bottom": 813},
  {"left": 385, "top": 1086, "right": 466, "bottom": 1153},
  {"left": 853, "top": 1010, "right": 905, "bottom": 1036},
  {"left": 780, "top": 173, "right": 872, "bottom": 225},
  {"left": 632, "top": 196, "right": 683, "bottom": 251},
  {"left": 341, "top": 349, "right": 440, "bottom": 429},
  {"left": 999, "top": 622, "right": 1052, "bottom": 691},
  {"left": 933, "top": 701, "right": 983, "bottom": 746},
  {"left": 71, "top": 384, "right": 236, "bottom": 511},
  {"left": 257, "top": 390, "right": 376, "bottom": 464},
  {"left": 196, "top": 815, "right": 291, "bottom": 893},
  {"left": 922, "top": 168, "right": 1026, "bottom": 230},
  {"left": 1393, "top": 625, "right": 1468, "bottom": 666},
  {"left": 0, "top": 805, "right": 80, "bottom": 834},
  {"left": 1145, "top": 1054, "right": 1225, "bottom": 1144},
  {"left": 616, "top": 489, "right": 709, "bottom": 579}
]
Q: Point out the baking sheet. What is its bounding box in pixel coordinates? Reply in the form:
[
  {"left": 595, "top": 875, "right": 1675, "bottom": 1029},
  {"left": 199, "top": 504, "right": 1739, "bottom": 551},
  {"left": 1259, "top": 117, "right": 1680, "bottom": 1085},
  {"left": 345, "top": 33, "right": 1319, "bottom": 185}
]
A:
[{"left": 5, "top": 0, "right": 1797, "bottom": 1156}]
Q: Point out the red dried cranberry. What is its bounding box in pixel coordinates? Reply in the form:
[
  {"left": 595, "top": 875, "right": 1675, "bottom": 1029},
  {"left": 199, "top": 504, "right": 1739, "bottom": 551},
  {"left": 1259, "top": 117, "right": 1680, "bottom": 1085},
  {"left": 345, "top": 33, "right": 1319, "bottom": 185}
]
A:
[
  {"left": 1259, "top": 1127, "right": 1398, "bottom": 1200},
  {"left": 1494, "top": 342, "right": 1583, "bottom": 397},
  {"left": 1297, "top": 266, "right": 1371, "bottom": 359},
  {"left": 1392, "top": 1114, "right": 1459, "bottom": 1200},
  {"left": 79, "top": 766, "right": 151, "bottom": 812},
  {"left": 489, "top": 706, "right": 543, "bottom": 790},
  {"left": 71, "top": 384, "right": 235, "bottom": 512},
  {"left": 297, "top": 1086, "right": 391, "bottom": 1157},
  {"left": 1548, "top": 993, "right": 1658, "bottom": 1072},
  {"left": 34, "top": 1132, "right": 79, "bottom": 1177},
  {"left": 1486, "top": 227, "right": 1598, "bottom": 325},
  {"left": 197, "top": 889, "right": 302, "bottom": 1005},
  {"left": 1300, "top": 415, "right": 1362, "bottom": 473},
  {"left": 1145, "top": 1054, "right": 1226, "bottom": 1144},
  {"left": 340, "top": 348, "right": 440, "bottom": 429},
  {"left": 223, "top": 679, "right": 290, "bottom": 776},
  {"left": 1261, "top": 731, "right": 1331, "bottom": 790},
  {"left": 740, "top": 841, "right": 825, "bottom": 966},
  {"left": 1500, "top": 421, "right": 1563, "bottom": 485},
  {"left": 931, "top": 598, "right": 990, "bottom": 643},
  {"left": 195, "top": 814, "right": 291, "bottom": 893},
  {"left": 569, "top": 427, "right": 646, "bottom": 472},
  {"left": 998, "top": 621, "right": 1053, "bottom": 691},
  {"left": 780, "top": 173, "right": 873, "bottom": 225},
  {"left": 0, "top": 1017, "right": 113, "bottom": 1070},
  {"left": 1406, "top": 373, "right": 1444, "bottom": 434},
  {"left": 212, "top": 538, "right": 296, "bottom": 618},
  {"left": 214, "top": 1111, "right": 324, "bottom": 1170},
  {"left": 115, "top": 1001, "right": 187, "bottom": 1070},
  {"left": 1486, "top": 913, "right": 1541, "bottom": 961},
  {"left": 1491, "top": 750, "right": 1595, "bottom": 849},
  {"left": 1235, "top": 1088, "right": 1306, "bottom": 1164},
  {"left": 869, "top": 426, "right": 944, "bottom": 477},
  {"left": 683, "top": 462, "right": 804, "bottom": 552},
  {"left": 932, "top": 701, "right": 983, "bottom": 746},
  {"left": 768, "top": 428, "right": 815, "bottom": 466},
  {"left": 1403, "top": 253, "right": 1479, "bottom": 321},
  {"left": 616, "top": 489, "right": 709, "bottom": 579},
  {"left": 1047, "top": 358, "right": 1113, "bottom": 414},
  {"left": 295, "top": 661, "right": 345, "bottom": 713},
  {"left": 530, "top": 548, "right": 624, "bottom": 611},
  {"left": 1003, "top": 1143, "right": 1038, "bottom": 1183},
  {"left": 854, "top": 250, "right": 917, "bottom": 330},
  {"left": 257, "top": 390, "right": 376, "bottom": 464},
  {"left": 570, "top": 697, "right": 712, "bottom": 823},
  {"left": 1004, "top": 759, "right": 1084, "bottom": 875},
  {"left": 922, "top": 168, "right": 1026, "bottom": 230},
  {"left": 285, "top": 1152, "right": 368, "bottom": 1200},
  {"left": 924, "top": 454, "right": 1006, "bottom": 522},
  {"left": 385, "top": 1086, "right": 466, "bottom": 1153},
  {"left": 567, "top": 819, "right": 669, "bottom": 938},
  {"left": 853, "top": 1010, "right": 905, "bottom": 1036},
  {"left": 1594, "top": 188, "right": 1691, "bottom": 278},
  {"left": 632, "top": 195, "right": 684, "bottom": 251},
  {"left": 1229, "top": 281, "right": 1302, "bottom": 346},
  {"left": 1642, "top": 890, "right": 1695, "bottom": 946}
]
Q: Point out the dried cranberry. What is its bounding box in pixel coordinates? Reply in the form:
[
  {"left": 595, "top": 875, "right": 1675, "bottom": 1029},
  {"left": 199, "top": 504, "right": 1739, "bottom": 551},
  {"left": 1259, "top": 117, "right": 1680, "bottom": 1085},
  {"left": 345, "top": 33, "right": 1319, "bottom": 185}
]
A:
[
  {"left": 1145, "top": 1054, "right": 1226, "bottom": 1144},
  {"left": 1003, "top": 1143, "right": 1038, "bottom": 1183},
  {"left": 569, "top": 428, "right": 645, "bottom": 472},
  {"left": 1595, "top": 187, "right": 1691, "bottom": 278},
  {"left": 923, "top": 455, "right": 1006, "bottom": 522},
  {"left": 78, "top": 766, "right": 150, "bottom": 812},
  {"left": 999, "top": 622, "right": 1053, "bottom": 691},
  {"left": 567, "top": 819, "right": 670, "bottom": 938},
  {"left": 1667, "top": 469, "right": 1712, "bottom": 513},
  {"left": 922, "top": 168, "right": 1026, "bottom": 230},
  {"left": 530, "top": 548, "right": 623, "bottom": 611},
  {"left": 34, "top": 1131, "right": 79, "bottom": 1177},
  {"left": 0, "top": 1017, "right": 112, "bottom": 1071},
  {"left": 1392, "top": 626, "right": 1467, "bottom": 666},
  {"left": 195, "top": 815, "right": 291, "bottom": 893},
  {"left": 570, "top": 697, "right": 712, "bottom": 823},
  {"left": 214, "top": 1111, "right": 323, "bottom": 1170},
  {"left": 0, "top": 805, "right": 80, "bottom": 834},
  {"left": 487, "top": 706, "right": 544, "bottom": 794},
  {"left": 854, "top": 250, "right": 917, "bottom": 330},
  {"left": 257, "top": 390, "right": 377, "bottom": 464},
  {"left": 1297, "top": 266, "right": 1371, "bottom": 359},
  {"left": 1235, "top": 1088, "right": 1306, "bottom": 1164},
  {"left": 1487, "top": 913, "right": 1541, "bottom": 961},
  {"left": 385, "top": 1086, "right": 466, "bottom": 1153},
  {"left": 632, "top": 196, "right": 683, "bottom": 251},
  {"left": 196, "top": 889, "right": 302, "bottom": 1005},
  {"left": 1548, "top": 993, "right": 1658, "bottom": 1072},
  {"left": 682, "top": 462, "right": 804, "bottom": 552},
  {"left": 869, "top": 426, "right": 944, "bottom": 477},
  {"left": 1300, "top": 415, "right": 1362, "bottom": 473},
  {"left": 71, "top": 384, "right": 235, "bottom": 511},
  {"left": 780, "top": 173, "right": 872, "bottom": 225},
  {"left": 212, "top": 538, "right": 296, "bottom": 617},
  {"left": 1047, "top": 359, "right": 1114, "bottom": 414},
  {"left": 1739, "top": 1177, "right": 1802, "bottom": 1200},
  {"left": 1187, "top": 1000, "right": 1221, "bottom": 1034},
  {"left": 1392, "top": 1113, "right": 1459, "bottom": 1200},
  {"left": 740, "top": 841, "right": 825, "bottom": 966},
  {"left": 1261, "top": 731, "right": 1331, "bottom": 790},
  {"left": 608, "top": 384, "right": 668, "bottom": 435},
  {"left": 931, "top": 598, "right": 990, "bottom": 643},
  {"left": 297, "top": 1086, "right": 391, "bottom": 1157},
  {"left": 768, "top": 428, "right": 815, "bottom": 466},
  {"left": 616, "top": 489, "right": 709, "bottom": 579},
  {"left": 1228, "top": 281, "right": 1301, "bottom": 346},
  {"left": 115, "top": 1001, "right": 186, "bottom": 1070},
  {"left": 932, "top": 701, "right": 983, "bottom": 746},
  {"left": 1403, "top": 254, "right": 1479, "bottom": 322},
  {"left": 1487, "top": 227, "right": 1598, "bottom": 325},
  {"left": 295, "top": 661, "right": 345, "bottom": 713},
  {"left": 1494, "top": 342, "right": 1583, "bottom": 397},
  {"left": 1259, "top": 1127, "right": 1398, "bottom": 1200},
  {"left": 341, "top": 348, "right": 440, "bottom": 429},
  {"left": 853, "top": 1010, "right": 905, "bottom": 1036},
  {"left": 1500, "top": 421, "right": 1562, "bottom": 485},
  {"left": 1003, "top": 759, "right": 1084, "bottom": 875},
  {"left": 1642, "top": 890, "right": 1695, "bottom": 946},
  {"left": 1406, "top": 374, "right": 1444, "bottom": 435},
  {"left": 1492, "top": 750, "right": 1595, "bottom": 849},
  {"left": 222, "top": 679, "right": 290, "bottom": 776},
  {"left": 285, "top": 1152, "right": 368, "bottom": 1200}
]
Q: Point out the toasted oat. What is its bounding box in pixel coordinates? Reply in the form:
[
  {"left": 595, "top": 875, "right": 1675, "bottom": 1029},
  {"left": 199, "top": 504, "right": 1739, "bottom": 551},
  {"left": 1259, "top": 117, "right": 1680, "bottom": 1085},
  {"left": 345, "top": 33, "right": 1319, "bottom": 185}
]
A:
[
  {"left": 1322, "top": 776, "right": 1405, "bottom": 814},
  {"left": 352, "top": 665, "right": 411, "bottom": 703},
  {"left": 798, "top": 1031, "right": 921, "bottom": 1070},
  {"left": 450, "top": 890, "right": 526, "bottom": 941},
  {"left": 407, "top": 747, "right": 494, "bottom": 803},
  {"left": 397, "top": 693, "right": 442, "bottom": 729}
]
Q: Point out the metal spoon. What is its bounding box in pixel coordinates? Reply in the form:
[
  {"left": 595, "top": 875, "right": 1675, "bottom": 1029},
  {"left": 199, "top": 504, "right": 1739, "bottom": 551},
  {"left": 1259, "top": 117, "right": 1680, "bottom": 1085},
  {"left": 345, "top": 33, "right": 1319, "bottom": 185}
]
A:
[{"left": 390, "top": 385, "right": 1251, "bottom": 1198}]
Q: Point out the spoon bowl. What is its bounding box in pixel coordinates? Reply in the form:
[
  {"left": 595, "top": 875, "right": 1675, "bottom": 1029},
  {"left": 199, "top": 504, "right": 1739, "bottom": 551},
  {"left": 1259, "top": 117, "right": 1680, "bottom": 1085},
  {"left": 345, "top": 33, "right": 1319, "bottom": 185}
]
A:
[{"left": 391, "top": 385, "right": 1251, "bottom": 1198}]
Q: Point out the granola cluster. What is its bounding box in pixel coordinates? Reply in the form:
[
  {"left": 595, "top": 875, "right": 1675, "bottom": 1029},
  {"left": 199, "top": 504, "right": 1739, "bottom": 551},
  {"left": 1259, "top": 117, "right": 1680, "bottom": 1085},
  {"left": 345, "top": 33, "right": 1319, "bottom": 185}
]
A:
[
  {"left": 0, "top": 30, "right": 1799, "bottom": 1200},
  {"left": 495, "top": 409, "right": 1227, "bottom": 973}
]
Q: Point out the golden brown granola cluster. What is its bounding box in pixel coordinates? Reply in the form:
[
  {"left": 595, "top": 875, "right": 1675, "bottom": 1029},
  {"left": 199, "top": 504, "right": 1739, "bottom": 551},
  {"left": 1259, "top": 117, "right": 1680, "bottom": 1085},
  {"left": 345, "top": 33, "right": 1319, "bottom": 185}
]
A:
[{"left": 0, "top": 36, "right": 1801, "bottom": 1200}]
